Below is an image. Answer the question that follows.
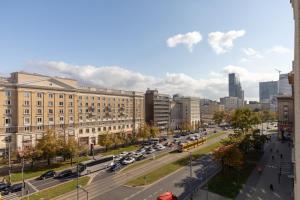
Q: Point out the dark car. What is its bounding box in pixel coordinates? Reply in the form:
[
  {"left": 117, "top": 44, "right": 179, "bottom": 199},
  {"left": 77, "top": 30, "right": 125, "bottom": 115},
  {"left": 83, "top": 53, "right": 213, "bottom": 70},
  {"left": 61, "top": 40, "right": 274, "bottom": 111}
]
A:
[
  {"left": 0, "top": 183, "right": 9, "bottom": 192},
  {"left": 110, "top": 163, "right": 122, "bottom": 172},
  {"left": 39, "top": 170, "right": 56, "bottom": 180},
  {"left": 55, "top": 169, "right": 73, "bottom": 179},
  {"left": 173, "top": 135, "right": 181, "bottom": 138},
  {"left": 2, "top": 183, "right": 22, "bottom": 195},
  {"left": 136, "top": 154, "right": 146, "bottom": 161}
]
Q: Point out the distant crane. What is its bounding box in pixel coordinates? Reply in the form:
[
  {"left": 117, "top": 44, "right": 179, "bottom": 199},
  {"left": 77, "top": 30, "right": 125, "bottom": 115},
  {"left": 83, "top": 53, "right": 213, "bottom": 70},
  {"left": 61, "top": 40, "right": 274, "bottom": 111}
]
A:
[{"left": 275, "top": 68, "right": 282, "bottom": 76}]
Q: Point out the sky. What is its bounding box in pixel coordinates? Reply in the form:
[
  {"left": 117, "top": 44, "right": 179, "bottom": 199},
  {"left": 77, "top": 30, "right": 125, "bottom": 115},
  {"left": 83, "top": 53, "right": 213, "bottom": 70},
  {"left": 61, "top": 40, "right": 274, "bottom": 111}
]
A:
[{"left": 0, "top": 0, "right": 294, "bottom": 101}]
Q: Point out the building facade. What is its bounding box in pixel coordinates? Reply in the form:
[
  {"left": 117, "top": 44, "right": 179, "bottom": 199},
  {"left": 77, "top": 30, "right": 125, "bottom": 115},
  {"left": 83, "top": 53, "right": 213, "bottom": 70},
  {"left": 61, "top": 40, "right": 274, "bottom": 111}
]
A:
[
  {"left": 220, "top": 96, "right": 243, "bottom": 111},
  {"left": 279, "top": 73, "right": 292, "bottom": 96},
  {"left": 145, "top": 89, "right": 170, "bottom": 133},
  {"left": 170, "top": 95, "right": 200, "bottom": 130},
  {"left": 0, "top": 72, "right": 144, "bottom": 152},
  {"left": 200, "top": 99, "right": 224, "bottom": 123},
  {"left": 259, "top": 81, "right": 278, "bottom": 103},
  {"left": 277, "top": 95, "right": 294, "bottom": 139}
]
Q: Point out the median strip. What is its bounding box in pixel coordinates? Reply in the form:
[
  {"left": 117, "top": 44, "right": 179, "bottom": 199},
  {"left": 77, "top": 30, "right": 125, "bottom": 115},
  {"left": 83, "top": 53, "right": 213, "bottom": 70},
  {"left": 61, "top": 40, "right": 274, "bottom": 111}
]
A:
[{"left": 21, "top": 176, "right": 90, "bottom": 200}]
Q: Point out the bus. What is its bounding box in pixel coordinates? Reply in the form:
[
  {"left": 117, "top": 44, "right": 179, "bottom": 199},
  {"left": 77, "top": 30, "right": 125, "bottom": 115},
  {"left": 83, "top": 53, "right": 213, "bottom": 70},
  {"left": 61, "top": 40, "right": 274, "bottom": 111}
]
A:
[
  {"left": 78, "top": 155, "right": 115, "bottom": 176},
  {"left": 177, "top": 137, "right": 206, "bottom": 152}
]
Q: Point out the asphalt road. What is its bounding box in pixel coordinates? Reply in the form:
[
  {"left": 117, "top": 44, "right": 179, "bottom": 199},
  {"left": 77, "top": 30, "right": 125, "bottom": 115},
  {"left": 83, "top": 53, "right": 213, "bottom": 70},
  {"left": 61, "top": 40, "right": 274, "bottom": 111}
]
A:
[{"left": 55, "top": 131, "right": 228, "bottom": 200}]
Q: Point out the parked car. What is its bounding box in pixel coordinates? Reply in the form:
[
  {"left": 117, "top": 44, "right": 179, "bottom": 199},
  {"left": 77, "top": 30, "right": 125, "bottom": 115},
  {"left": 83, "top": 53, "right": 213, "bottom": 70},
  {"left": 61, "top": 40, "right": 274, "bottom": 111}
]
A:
[
  {"left": 39, "top": 170, "right": 56, "bottom": 180},
  {"left": 122, "top": 157, "right": 135, "bottom": 165},
  {"left": 173, "top": 135, "right": 181, "bottom": 138},
  {"left": 136, "top": 154, "right": 146, "bottom": 161},
  {"left": 146, "top": 148, "right": 156, "bottom": 154},
  {"left": 120, "top": 151, "right": 129, "bottom": 157},
  {"left": 0, "top": 183, "right": 9, "bottom": 192},
  {"left": 156, "top": 145, "right": 166, "bottom": 151},
  {"left": 137, "top": 148, "right": 146, "bottom": 154},
  {"left": 110, "top": 163, "right": 122, "bottom": 172},
  {"left": 55, "top": 169, "right": 73, "bottom": 179},
  {"left": 2, "top": 183, "right": 22, "bottom": 195}
]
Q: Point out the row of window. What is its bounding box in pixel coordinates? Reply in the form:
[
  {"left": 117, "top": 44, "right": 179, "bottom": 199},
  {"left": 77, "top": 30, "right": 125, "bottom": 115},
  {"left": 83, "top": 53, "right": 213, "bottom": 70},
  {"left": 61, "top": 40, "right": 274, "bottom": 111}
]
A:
[{"left": 79, "top": 124, "right": 132, "bottom": 134}]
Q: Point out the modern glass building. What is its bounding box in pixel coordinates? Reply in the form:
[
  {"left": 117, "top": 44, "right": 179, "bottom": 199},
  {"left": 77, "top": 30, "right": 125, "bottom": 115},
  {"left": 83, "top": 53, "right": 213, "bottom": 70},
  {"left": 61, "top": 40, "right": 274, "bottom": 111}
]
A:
[
  {"left": 228, "top": 73, "right": 244, "bottom": 100},
  {"left": 259, "top": 81, "right": 278, "bottom": 103},
  {"left": 279, "top": 73, "right": 292, "bottom": 96}
]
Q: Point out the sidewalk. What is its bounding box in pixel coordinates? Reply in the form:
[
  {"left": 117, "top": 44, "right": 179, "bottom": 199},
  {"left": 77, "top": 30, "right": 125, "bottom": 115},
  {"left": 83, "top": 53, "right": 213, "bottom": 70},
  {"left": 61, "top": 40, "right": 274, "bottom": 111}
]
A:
[
  {"left": 193, "top": 189, "right": 230, "bottom": 200},
  {"left": 236, "top": 134, "right": 293, "bottom": 200}
]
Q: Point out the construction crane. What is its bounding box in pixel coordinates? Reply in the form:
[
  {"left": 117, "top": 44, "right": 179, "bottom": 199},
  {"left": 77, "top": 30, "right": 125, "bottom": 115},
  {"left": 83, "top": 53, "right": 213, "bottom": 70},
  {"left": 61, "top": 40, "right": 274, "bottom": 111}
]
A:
[{"left": 275, "top": 68, "right": 282, "bottom": 75}]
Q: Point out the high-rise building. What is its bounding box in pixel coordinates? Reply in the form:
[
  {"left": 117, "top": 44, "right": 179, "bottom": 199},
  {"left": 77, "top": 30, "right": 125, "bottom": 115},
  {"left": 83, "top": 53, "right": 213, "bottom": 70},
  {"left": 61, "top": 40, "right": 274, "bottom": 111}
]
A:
[
  {"left": 259, "top": 81, "right": 278, "bottom": 103},
  {"left": 145, "top": 89, "right": 170, "bottom": 133},
  {"left": 228, "top": 73, "right": 243, "bottom": 99},
  {"left": 0, "top": 72, "right": 145, "bottom": 153},
  {"left": 279, "top": 73, "right": 292, "bottom": 96}
]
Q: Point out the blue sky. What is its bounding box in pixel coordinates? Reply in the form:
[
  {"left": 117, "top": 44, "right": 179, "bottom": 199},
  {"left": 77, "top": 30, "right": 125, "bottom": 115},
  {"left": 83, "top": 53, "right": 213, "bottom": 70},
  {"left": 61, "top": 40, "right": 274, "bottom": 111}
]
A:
[{"left": 0, "top": 0, "right": 294, "bottom": 100}]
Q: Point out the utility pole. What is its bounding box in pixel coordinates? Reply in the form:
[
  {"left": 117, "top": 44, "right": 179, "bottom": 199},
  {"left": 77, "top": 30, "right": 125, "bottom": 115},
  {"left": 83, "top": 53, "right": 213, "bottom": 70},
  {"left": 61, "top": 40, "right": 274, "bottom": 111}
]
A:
[
  {"left": 8, "top": 138, "right": 11, "bottom": 184},
  {"left": 77, "top": 137, "right": 80, "bottom": 200},
  {"left": 189, "top": 151, "right": 192, "bottom": 178}
]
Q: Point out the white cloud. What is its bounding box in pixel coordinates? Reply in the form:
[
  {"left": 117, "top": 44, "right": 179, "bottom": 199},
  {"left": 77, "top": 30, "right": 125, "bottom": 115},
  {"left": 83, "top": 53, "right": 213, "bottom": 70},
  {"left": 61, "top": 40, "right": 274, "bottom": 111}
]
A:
[
  {"left": 242, "top": 48, "right": 263, "bottom": 58},
  {"left": 208, "top": 30, "right": 246, "bottom": 54},
  {"left": 166, "top": 31, "right": 202, "bottom": 52},
  {"left": 267, "top": 45, "right": 292, "bottom": 54},
  {"left": 25, "top": 61, "right": 277, "bottom": 101}
]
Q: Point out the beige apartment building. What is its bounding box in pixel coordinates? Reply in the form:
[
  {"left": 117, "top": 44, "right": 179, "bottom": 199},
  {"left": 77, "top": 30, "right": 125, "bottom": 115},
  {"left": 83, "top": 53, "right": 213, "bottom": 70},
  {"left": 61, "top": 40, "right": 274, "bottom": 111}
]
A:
[
  {"left": 0, "top": 72, "right": 144, "bottom": 153},
  {"left": 200, "top": 99, "right": 224, "bottom": 123},
  {"left": 170, "top": 95, "right": 200, "bottom": 130}
]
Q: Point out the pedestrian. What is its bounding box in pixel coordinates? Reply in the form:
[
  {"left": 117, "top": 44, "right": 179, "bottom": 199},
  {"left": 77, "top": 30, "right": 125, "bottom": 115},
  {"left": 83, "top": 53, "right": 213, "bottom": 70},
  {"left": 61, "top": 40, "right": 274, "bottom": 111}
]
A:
[
  {"left": 270, "top": 148, "right": 273, "bottom": 152},
  {"left": 276, "top": 149, "right": 279, "bottom": 154},
  {"left": 280, "top": 154, "right": 283, "bottom": 159},
  {"left": 270, "top": 184, "right": 274, "bottom": 191},
  {"left": 278, "top": 173, "right": 281, "bottom": 184},
  {"left": 272, "top": 155, "right": 274, "bottom": 161}
]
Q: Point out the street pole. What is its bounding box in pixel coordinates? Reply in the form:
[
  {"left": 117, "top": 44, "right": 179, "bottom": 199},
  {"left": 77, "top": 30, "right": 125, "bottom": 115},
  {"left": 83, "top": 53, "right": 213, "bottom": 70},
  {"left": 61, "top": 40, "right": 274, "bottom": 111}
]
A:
[
  {"left": 77, "top": 138, "right": 79, "bottom": 200},
  {"left": 21, "top": 156, "right": 24, "bottom": 198},
  {"left": 8, "top": 142, "right": 11, "bottom": 184},
  {"left": 189, "top": 151, "right": 192, "bottom": 178},
  {"left": 206, "top": 168, "right": 208, "bottom": 200}
]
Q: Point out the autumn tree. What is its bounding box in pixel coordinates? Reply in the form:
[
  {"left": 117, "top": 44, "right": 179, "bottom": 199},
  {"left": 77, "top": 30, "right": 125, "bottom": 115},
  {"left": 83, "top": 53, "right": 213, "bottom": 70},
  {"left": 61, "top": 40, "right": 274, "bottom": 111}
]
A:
[
  {"left": 213, "top": 111, "right": 225, "bottom": 125},
  {"left": 58, "top": 137, "right": 79, "bottom": 165},
  {"left": 231, "top": 108, "right": 261, "bottom": 134},
  {"left": 150, "top": 125, "right": 160, "bottom": 138},
  {"left": 213, "top": 144, "right": 244, "bottom": 171},
  {"left": 98, "top": 132, "right": 113, "bottom": 151},
  {"left": 137, "top": 124, "right": 150, "bottom": 141},
  {"left": 36, "top": 130, "right": 59, "bottom": 165},
  {"left": 22, "top": 146, "right": 42, "bottom": 168}
]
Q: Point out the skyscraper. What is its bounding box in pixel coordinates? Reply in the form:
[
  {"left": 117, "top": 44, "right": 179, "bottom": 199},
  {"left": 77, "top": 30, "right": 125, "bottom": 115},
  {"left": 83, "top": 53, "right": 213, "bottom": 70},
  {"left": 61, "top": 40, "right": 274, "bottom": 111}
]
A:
[
  {"left": 228, "top": 73, "right": 244, "bottom": 100},
  {"left": 259, "top": 81, "right": 278, "bottom": 103}
]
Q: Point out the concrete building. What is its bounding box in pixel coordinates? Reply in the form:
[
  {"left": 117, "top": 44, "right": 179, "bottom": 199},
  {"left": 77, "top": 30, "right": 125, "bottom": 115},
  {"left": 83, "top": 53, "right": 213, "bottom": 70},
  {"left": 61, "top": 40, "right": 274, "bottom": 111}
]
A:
[
  {"left": 0, "top": 72, "right": 145, "bottom": 152},
  {"left": 259, "top": 81, "right": 278, "bottom": 103},
  {"left": 291, "top": 0, "right": 299, "bottom": 198},
  {"left": 279, "top": 73, "right": 292, "bottom": 96},
  {"left": 220, "top": 96, "right": 243, "bottom": 111},
  {"left": 145, "top": 89, "right": 170, "bottom": 133},
  {"left": 277, "top": 95, "right": 294, "bottom": 139},
  {"left": 229, "top": 73, "right": 244, "bottom": 102},
  {"left": 170, "top": 95, "right": 200, "bottom": 131},
  {"left": 200, "top": 99, "right": 224, "bottom": 123},
  {"left": 245, "top": 101, "right": 262, "bottom": 111}
]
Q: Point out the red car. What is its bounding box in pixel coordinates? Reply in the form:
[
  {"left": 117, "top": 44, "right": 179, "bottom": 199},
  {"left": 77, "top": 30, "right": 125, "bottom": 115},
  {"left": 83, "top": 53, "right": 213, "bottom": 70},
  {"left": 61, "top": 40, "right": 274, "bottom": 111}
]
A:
[{"left": 157, "top": 192, "right": 177, "bottom": 200}]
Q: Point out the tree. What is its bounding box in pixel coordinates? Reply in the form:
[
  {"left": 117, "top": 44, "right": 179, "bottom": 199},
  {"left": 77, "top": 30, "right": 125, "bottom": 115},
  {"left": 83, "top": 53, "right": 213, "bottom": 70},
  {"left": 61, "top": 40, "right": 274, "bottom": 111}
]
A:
[
  {"left": 58, "top": 138, "right": 79, "bottom": 165},
  {"left": 181, "top": 121, "right": 192, "bottom": 133},
  {"left": 213, "top": 144, "right": 244, "bottom": 171},
  {"left": 112, "top": 133, "right": 123, "bottom": 148},
  {"left": 231, "top": 108, "right": 261, "bottom": 134},
  {"left": 137, "top": 124, "right": 150, "bottom": 141},
  {"left": 36, "top": 129, "right": 59, "bottom": 165},
  {"left": 22, "top": 146, "right": 42, "bottom": 168},
  {"left": 213, "top": 111, "right": 225, "bottom": 125},
  {"left": 98, "top": 132, "right": 113, "bottom": 151},
  {"left": 150, "top": 125, "right": 160, "bottom": 138}
]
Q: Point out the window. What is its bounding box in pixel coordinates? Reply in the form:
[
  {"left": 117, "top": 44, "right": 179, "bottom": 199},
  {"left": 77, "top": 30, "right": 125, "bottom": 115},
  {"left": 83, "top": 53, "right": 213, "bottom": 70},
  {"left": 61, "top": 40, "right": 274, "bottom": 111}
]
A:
[
  {"left": 92, "top": 96, "right": 94, "bottom": 100},
  {"left": 24, "top": 92, "right": 30, "bottom": 97},
  {"left": 69, "top": 95, "right": 73, "bottom": 99},
  {"left": 85, "top": 96, "right": 88, "bottom": 100},
  {"left": 79, "top": 109, "right": 83, "bottom": 113},
  {"left": 79, "top": 116, "right": 83, "bottom": 121},
  {"left": 5, "top": 91, "right": 11, "bottom": 97},
  {"left": 98, "top": 127, "right": 101, "bottom": 132},
  {"left": 68, "top": 102, "right": 73, "bottom": 107},
  {"left": 59, "top": 109, "right": 64, "bottom": 114},
  {"left": 24, "top": 109, "right": 30, "bottom": 115},
  {"left": 5, "top": 118, "right": 11, "bottom": 125},
  {"left": 85, "top": 103, "right": 88, "bottom": 107},
  {"left": 69, "top": 109, "right": 73, "bottom": 114},
  {"left": 37, "top": 126, "right": 43, "bottom": 131},
  {"left": 79, "top": 129, "right": 83, "bottom": 134},
  {"left": 5, "top": 100, "right": 11, "bottom": 105},
  {"left": 58, "top": 94, "right": 63, "bottom": 98},
  {"left": 98, "top": 109, "right": 101, "bottom": 113},
  {"left": 60, "top": 117, "right": 64, "bottom": 122},
  {"left": 103, "top": 127, "right": 106, "bottom": 131},
  {"left": 48, "top": 109, "right": 53, "bottom": 114},
  {"left": 37, "top": 117, "right": 42, "bottom": 124},
  {"left": 37, "top": 92, "right": 42, "bottom": 98},
  {"left": 24, "top": 118, "right": 30, "bottom": 125},
  {"left": 92, "top": 128, "right": 95, "bottom": 133},
  {"left": 48, "top": 93, "right": 53, "bottom": 98},
  {"left": 37, "top": 101, "right": 42, "bottom": 107},
  {"left": 49, "top": 117, "right": 54, "bottom": 123},
  {"left": 5, "top": 128, "right": 11, "bottom": 133},
  {"left": 59, "top": 102, "right": 64, "bottom": 106},
  {"left": 69, "top": 116, "right": 74, "bottom": 122},
  {"left": 79, "top": 96, "right": 82, "bottom": 100},
  {"left": 97, "top": 103, "right": 100, "bottom": 107},
  {"left": 48, "top": 101, "right": 53, "bottom": 106},
  {"left": 5, "top": 109, "right": 11, "bottom": 115},
  {"left": 86, "top": 129, "right": 90, "bottom": 133},
  {"left": 24, "top": 101, "right": 30, "bottom": 106},
  {"left": 98, "top": 97, "right": 100, "bottom": 100},
  {"left": 24, "top": 126, "right": 30, "bottom": 131},
  {"left": 37, "top": 109, "right": 42, "bottom": 114}
]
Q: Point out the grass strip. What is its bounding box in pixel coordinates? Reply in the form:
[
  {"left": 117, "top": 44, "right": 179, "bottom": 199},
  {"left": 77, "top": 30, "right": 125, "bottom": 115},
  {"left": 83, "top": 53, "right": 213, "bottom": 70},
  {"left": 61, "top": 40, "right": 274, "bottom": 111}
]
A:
[
  {"left": 22, "top": 176, "right": 90, "bottom": 200},
  {"left": 126, "top": 142, "right": 222, "bottom": 186},
  {"left": 11, "top": 156, "right": 89, "bottom": 183},
  {"left": 207, "top": 152, "right": 263, "bottom": 198}
]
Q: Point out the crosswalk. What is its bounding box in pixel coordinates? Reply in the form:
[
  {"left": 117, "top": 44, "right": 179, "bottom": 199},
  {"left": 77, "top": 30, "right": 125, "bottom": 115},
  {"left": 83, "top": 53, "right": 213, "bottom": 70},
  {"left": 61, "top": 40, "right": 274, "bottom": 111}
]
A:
[{"left": 2, "top": 193, "right": 19, "bottom": 200}]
